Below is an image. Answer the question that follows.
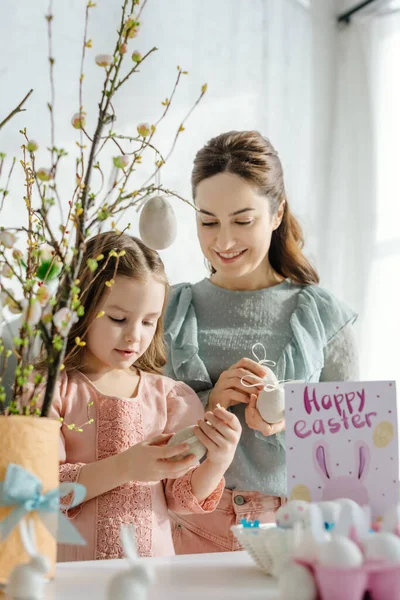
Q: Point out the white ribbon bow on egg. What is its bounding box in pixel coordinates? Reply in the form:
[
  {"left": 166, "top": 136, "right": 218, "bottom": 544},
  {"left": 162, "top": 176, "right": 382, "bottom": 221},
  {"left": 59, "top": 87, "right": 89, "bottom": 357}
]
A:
[
  {"left": 240, "top": 343, "right": 279, "bottom": 390},
  {"left": 241, "top": 343, "right": 302, "bottom": 424}
]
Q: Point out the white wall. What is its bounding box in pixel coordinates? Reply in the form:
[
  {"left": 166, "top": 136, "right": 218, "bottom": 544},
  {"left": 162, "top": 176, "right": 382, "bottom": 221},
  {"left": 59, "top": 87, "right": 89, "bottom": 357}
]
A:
[{"left": 0, "top": 0, "right": 313, "bottom": 285}]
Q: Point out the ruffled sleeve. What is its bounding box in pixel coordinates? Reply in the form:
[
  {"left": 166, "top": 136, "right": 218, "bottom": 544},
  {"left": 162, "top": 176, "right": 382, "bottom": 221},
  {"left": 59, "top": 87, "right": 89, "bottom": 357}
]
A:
[
  {"left": 274, "top": 284, "right": 357, "bottom": 383},
  {"left": 164, "top": 283, "right": 212, "bottom": 391},
  {"left": 255, "top": 285, "right": 357, "bottom": 449}
]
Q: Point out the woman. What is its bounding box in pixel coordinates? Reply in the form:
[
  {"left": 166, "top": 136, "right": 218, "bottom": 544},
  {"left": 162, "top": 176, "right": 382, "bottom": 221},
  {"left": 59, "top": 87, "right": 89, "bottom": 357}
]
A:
[{"left": 164, "top": 130, "right": 359, "bottom": 554}]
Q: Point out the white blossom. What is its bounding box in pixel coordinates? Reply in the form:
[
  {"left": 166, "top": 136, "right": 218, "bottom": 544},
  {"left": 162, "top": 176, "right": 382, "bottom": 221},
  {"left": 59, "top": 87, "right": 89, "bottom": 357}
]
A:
[{"left": 53, "top": 307, "right": 79, "bottom": 337}]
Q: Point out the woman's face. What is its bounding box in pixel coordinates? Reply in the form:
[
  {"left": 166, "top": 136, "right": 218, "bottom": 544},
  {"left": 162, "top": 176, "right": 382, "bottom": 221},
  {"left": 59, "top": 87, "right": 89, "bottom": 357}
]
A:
[{"left": 195, "top": 172, "right": 284, "bottom": 288}]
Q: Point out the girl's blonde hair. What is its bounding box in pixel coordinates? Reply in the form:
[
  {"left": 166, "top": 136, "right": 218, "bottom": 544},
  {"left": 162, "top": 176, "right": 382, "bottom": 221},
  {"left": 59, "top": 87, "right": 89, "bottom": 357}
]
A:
[{"left": 39, "top": 232, "right": 168, "bottom": 374}]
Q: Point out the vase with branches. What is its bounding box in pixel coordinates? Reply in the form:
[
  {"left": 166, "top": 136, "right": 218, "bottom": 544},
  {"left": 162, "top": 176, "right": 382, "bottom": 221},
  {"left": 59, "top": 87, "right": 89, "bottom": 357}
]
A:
[{"left": 0, "top": 0, "right": 204, "bottom": 583}]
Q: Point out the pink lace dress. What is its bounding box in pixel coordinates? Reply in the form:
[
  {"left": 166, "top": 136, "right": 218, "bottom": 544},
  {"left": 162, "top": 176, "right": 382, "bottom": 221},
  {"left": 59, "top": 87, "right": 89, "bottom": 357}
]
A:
[{"left": 49, "top": 370, "right": 224, "bottom": 561}]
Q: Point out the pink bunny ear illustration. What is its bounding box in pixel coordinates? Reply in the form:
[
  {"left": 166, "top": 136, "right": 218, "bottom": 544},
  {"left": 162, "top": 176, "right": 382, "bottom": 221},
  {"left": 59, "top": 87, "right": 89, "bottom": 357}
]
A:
[
  {"left": 356, "top": 442, "right": 370, "bottom": 482},
  {"left": 314, "top": 441, "right": 331, "bottom": 481}
]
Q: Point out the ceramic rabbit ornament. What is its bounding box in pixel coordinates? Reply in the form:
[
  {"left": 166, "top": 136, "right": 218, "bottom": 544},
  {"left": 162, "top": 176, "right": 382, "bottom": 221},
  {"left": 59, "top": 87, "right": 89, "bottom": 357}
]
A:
[
  {"left": 6, "top": 518, "right": 51, "bottom": 600},
  {"left": 107, "top": 524, "right": 155, "bottom": 600}
]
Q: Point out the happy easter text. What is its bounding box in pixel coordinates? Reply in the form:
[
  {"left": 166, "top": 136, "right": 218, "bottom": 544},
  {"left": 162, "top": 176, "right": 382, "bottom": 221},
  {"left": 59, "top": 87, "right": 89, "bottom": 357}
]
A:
[{"left": 293, "top": 386, "right": 378, "bottom": 439}]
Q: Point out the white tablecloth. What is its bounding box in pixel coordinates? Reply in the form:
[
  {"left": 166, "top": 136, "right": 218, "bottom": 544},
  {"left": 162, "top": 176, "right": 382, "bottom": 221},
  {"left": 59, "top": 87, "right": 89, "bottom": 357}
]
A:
[{"left": 44, "top": 552, "right": 278, "bottom": 599}]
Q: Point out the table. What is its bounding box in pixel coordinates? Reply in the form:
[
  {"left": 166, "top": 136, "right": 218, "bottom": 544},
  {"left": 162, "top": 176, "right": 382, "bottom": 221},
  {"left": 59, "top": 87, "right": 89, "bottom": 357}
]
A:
[{"left": 45, "top": 551, "right": 278, "bottom": 599}]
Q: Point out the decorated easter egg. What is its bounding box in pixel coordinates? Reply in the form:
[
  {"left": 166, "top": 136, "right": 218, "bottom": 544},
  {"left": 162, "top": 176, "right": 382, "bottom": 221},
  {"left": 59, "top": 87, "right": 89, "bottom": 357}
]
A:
[
  {"left": 364, "top": 532, "right": 400, "bottom": 564},
  {"left": 278, "top": 562, "right": 318, "bottom": 600},
  {"left": 263, "top": 365, "right": 278, "bottom": 385},
  {"left": 319, "top": 536, "right": 363, "bottom": 568},
  {"left": 256, "top": 385, "right": 285, "bottom": 424},
  {"left": 167, "top": 425, "right": 207, "bottom": 462},
  {"left": 139, "top": 196, "right": 177, "bottom": 250},
  {"left": 276, "top": 501, "right": 309, "bottom": 529}
]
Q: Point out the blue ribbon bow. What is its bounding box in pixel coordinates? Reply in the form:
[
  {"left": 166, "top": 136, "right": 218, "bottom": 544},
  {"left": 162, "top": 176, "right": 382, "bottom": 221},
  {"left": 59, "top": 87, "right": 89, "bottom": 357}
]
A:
[{"left": 0, "top": 463, "right": 86, "bottom": 545}]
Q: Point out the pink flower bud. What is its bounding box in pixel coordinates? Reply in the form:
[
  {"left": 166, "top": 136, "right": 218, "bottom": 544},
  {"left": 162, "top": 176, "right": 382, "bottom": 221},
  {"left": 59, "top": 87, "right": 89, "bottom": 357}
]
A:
[
  {"left": 113, "top": 155, "right": 130, "bottom": 169},
  {"left": 127, "top": 25, "right": 140, "bottom": 39},
  {"left": 137, "top": 122, "right": 151, "bottom": 137},
  {"left": 119, "top": 43, "right": 128, "bottom": 55},
  {"left": 0, "top": 264, "right": 13, "bottom": 278},
  {"left": 71, "top": 112, "right": 86, "bottom": 130},
  {"left": 12, "top": 249, "right": 23, "bottom": 261},
  {"left": 36, "top": 168, "right": 52, "bottom": 182},
  {"left": 0, "top": 231, "right": 17, "bottom": 248},
  {"left": 124, "top": 15, "right": 140, "bottom": 38},
  {"left": 53, "top": 307, "right": 79, "bottom": 336},
  {"left": 27, "top": 140, "right": 39, "bottom": 152},
  {"left": 131, "top": 50, "right": 142, "bottom": 63},
  {"left": 95, "top": 54, "right": 113, "bottom": 67},
  {"left": 36, "top": 284, "right": 51, "bottom": 307}
]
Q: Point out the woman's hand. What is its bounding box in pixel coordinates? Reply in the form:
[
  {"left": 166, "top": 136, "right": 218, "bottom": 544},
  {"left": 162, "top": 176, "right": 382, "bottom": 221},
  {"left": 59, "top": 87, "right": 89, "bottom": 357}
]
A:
[
  {"left": 194, "top": 405, "right": 242, "bottom": 471},
  {"left": 245, "top": 394, "right": 285, "bottom": 437},
  {"left": 207, "top": 358, "right": 267, "bottom": 411},
  {"left": 122, "top": 433, "right": 199, "bottom": 482}
]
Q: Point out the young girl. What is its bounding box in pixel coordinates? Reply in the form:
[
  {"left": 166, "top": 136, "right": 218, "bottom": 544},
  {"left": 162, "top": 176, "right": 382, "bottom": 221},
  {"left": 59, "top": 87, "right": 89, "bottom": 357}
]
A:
[{"left": 40, "top": 232, "right": 241, "bottom": 561}]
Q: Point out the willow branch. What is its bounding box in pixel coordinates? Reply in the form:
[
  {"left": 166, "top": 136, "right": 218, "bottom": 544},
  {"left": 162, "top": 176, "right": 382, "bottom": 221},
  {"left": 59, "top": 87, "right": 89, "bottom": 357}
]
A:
[{"left": 0, "top": 89, "right": 33, "bottom": 131}]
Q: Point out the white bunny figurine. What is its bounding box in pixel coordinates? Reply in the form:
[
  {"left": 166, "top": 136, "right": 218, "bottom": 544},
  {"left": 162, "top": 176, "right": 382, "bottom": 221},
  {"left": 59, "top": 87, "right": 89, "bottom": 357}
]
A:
[
  {"left": 293, "top": 504, "right": 330, "bottom": 562},
  {"left": 107, "top": 524, "right": 155, "bottom": 600},
  {"left": 6, "top": 518, "right": 51, "bottom": 600}
]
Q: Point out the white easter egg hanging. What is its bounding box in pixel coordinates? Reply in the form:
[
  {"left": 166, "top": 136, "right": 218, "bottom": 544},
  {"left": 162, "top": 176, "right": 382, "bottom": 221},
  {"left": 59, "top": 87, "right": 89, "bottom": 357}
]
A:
[
  {"left": 139, "top": 196, "right": 177, "bottom": 250},
  {"left": 167, "top": 425, "right": 207, "bottom": 462},
  {"left": 256, "top": 385, "right": 285, "bottom": 423}
]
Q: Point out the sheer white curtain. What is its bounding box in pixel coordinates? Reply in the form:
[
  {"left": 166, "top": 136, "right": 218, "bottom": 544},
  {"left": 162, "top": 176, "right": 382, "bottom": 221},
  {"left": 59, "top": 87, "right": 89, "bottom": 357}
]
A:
[
  {"left": 0, "top": 0, "right": 313, "bottom": 286},
  {"left": 361, "top": 11, "right": 400, "bottom": 382},
  {"left": 316, "top": 5, "right": 400, "bottom": 383}
]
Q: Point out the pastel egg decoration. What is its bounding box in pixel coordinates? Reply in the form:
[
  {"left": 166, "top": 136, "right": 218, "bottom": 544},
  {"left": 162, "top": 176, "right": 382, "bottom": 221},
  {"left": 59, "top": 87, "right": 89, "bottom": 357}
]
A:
[
  {"left": 289, "top": 484, "right": 312, "bottom": 503},
  {"left": 373, "top": 420, "right": 395, "bottom": 448},
  {"left": 139, "top": 196, "right": 177, "bottom": 250},
  {"left": 364, "top": 532, "right": 400, "bottom": 564},
  {"left": 256, "top": 384, "right": 285, "bottom": 424},
  {"left": 166, "top": 425, "right": 207, "bottom": 462},
  {"left": 318, "top": 536, "right": 364, "bottom": 569},
  {"left": 276, "top": 500, "right": 309, "bottom": 529}
]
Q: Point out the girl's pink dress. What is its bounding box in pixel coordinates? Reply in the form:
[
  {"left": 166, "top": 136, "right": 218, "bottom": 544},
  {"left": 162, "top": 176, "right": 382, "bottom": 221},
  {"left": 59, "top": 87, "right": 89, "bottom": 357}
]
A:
[{"left": 49, "top": 370, "right": 224, "bottom": 561}]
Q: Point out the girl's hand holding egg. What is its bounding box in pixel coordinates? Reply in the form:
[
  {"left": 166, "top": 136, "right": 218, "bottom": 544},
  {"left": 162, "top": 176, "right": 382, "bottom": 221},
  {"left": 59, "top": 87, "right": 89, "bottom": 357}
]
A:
[{"left": 195, "top": 404, "right": 242, "bottom": 471}]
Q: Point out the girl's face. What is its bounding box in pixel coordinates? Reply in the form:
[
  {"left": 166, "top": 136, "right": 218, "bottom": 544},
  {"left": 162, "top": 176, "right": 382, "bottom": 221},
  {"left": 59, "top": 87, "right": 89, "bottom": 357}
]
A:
[
  {"left": 84, "top": 275, "right": 165, "bottom": 373},
  {"left": 195, "top": 172, "right": 284, "bottom": 288}
]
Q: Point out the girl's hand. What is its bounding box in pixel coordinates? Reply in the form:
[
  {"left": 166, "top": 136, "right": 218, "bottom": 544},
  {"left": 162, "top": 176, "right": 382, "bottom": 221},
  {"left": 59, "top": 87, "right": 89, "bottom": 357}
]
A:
[
  {"left": 208, "top": 358, "right": 267, "bottom": 411},
  {"left": 245, "top": 393, "right": 286, "bottom": 437},
  {"left": 194, "top": 406, "right": 242, "bottom": 471},
  {"left": 122, "top": 433, "right": 199, "bottom": 483}
]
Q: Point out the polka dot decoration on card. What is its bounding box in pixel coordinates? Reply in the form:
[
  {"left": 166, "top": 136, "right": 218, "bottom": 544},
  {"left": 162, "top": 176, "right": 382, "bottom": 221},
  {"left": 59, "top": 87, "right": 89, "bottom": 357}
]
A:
[{"left": 373, "top": 421, "right": 395, "bottom": 448}]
